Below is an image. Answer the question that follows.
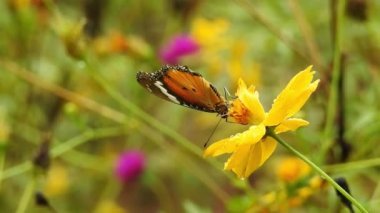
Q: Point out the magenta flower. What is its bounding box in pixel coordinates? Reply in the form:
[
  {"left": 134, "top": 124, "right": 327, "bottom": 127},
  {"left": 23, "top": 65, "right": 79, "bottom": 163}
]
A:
[
  {"left": 159, "top": 34, "right": 200, "bottom": 64},
  {"left": 115, "top": 150, "right": 146, "bottom": 182}
]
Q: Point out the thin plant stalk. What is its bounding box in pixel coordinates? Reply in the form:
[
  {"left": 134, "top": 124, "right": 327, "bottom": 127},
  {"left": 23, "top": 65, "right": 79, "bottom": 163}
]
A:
[
  {"left": 1, "top": 127, "right": 124, "bottom": 181},
  {"left": 235, "top": 0, "right": 308, "bottom": 61},
  {"left": 288, "top": 0, "right": 323, "bottom": 69},
  {"left": 323, "top": 157, "right": 380, "bottom": 173},
  {"left": 0, "top": 150, "right": 5, "bottom": 189},
  {"left": 322, "top": 0, "right": 346, "bottom": 157},
  {"left": 267, "top": 128, "right": 368, "bottom": 213},
  {"left": 15, "top": 176, "right": 36, "bottom": 213}
]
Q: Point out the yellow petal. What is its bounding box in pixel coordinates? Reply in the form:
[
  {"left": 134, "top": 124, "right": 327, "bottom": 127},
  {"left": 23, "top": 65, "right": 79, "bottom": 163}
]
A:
[
  {"left": 204, "top": 124, "right": 266, "bottom": 158},
  {"left": 264, "top": 66, "right": 319, "bottom": 126},
  {"left": 282, "top": 80, "right": 319, "bottom": 119},
  {"left": 275, "top": 118, "right": 309, "bottom": 134},
  {"left": 224, "top": 143, "right": 257, "bottom": 179},
  {"left": 203, "top": 137, "right": 239, "bottom": 157},
  {"left": 236, "top": 78, "right": 248, "bottom": 97},
  {"left": 240, "top": 91, "right": 265, "bottom": 124},
  {"left": 233, "top": 79, "right": 265, "bottom": 125},
  {"left": 260, "top": 137, "right": 277, "bottom": 165},
  {"left": 224, "top": 136, "right": 277, "bottom": 179},
  {"left": 228, "top": 99, "right": 252, "bottom": 125},
  {"left": 239, "top": 124, "right": 266, "bottom": 145},
  {"left": 285, "top": 65, "right": 314, "bottom": 91}
]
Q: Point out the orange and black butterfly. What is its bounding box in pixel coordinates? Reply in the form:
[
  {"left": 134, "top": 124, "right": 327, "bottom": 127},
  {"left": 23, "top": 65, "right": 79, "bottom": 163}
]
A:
[{"left": 136, "top": 65, "right": 228, "bottom": 118}]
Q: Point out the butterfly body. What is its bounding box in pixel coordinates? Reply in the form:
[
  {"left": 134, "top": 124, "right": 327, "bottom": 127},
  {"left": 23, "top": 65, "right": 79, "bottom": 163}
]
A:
[{"left": 137, "top": 65, "right": 228, "bottom": 118}]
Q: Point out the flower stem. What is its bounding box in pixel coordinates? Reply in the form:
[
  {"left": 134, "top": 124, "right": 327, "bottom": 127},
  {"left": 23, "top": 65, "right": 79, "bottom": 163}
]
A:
[
  {"left": 16, "top": 175, "right": 36, "bottom": 213},
  {"left": 323, "top": 157, "right": 380, "bottom": 173},
  {"left": 1, "top": 127, "right": 124, "bottom": 181},
  {"left": 0, "top": 148, "right": 5, "bottom": 190},
  {"left": 322, "top": 0, "right": 346, "bottom": 159},
  {"left": 267, "top": 128, "right": 368, "bottom": 213}
]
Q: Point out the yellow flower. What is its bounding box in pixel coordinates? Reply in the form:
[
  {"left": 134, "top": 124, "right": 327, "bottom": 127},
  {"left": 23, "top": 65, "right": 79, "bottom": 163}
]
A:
[
  {"left": 276, "top": 157, "right": 311, "bottom": 183},
  {"left": 8, "top": 0, "right": 31, "bottom": 10},
  {"left": 297, "top": 186, "right": 313, "bottom": 198},
  {"left": 93, "top": 31, "right": 152, "bottom": 58},
  {"left": 190, "top": 17, "right": 229, "bottom": 48},
  {"left": 204, "top": 66, "right": 319, "bottom": 179},
  {"left": 94, "top": 200, "right": 126, "bottom": 213},
  {"left": 190, "top": 17, "right": 230, "bottom": 75},
  {"left": 309, "top": 176, "right": 324, "bottom": 189},
  {"left": 43, "top": 163, "right": 69, "bottom": 196},
  {"left": 228, "top": 40, "right": 262, "bottom": 87}
]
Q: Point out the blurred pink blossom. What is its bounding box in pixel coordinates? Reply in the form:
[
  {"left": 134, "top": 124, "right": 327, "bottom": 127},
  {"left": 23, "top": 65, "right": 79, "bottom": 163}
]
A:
[
  {"left": 115, "top": 150, "right": 146, "bottom": 182},
  {"left": 159, "top": 34, "right": 200, "bottom": 64}
]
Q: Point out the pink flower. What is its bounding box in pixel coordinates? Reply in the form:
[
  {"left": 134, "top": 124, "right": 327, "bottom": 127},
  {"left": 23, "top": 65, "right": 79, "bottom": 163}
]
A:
[
  {"left": 159, "top": 34, "right": 200, "bottom": 64},
  {"left": 115, "top": 150, "right": 146, "bottom": 182}
]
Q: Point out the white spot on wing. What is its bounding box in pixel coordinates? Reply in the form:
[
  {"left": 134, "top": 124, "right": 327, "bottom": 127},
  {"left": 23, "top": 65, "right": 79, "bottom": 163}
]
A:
[
  {"left": 145, "top": 84, "right": 152, "bottom": 92},
  {"left": 154, "top": 81, "right": 180, "bottom": 104}
]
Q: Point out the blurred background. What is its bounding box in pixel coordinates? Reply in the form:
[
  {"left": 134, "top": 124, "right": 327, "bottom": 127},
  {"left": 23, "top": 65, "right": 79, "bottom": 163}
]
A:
[{"left": 0, "top": 0, "right": 380, "bottom": 212}]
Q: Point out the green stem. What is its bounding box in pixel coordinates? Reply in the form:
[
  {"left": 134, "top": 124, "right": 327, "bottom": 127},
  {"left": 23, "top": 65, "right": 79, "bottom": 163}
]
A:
[
  {"left": 267, "top": 128, "right": 368, "bottom": 213},
  {"left": 323, "top": 157, "right": 380, "bottom": 173},
  {"left": 0, "top": 148, "right": 5, "bottom": 190},
  {"left": 15, "top": 176, "right": 36, "bottom": 213},
  {"left": 146, "top": 171, "right": 176, "bottom": 213},
  {"left": 234, "top": 0, "right": 308, "bottom": 61},
  {"left": 322, "top": 0, "right": 346, "bottom": 158},
  {"left": 1, "top": 127, "right": 124, "bottom": 181}
]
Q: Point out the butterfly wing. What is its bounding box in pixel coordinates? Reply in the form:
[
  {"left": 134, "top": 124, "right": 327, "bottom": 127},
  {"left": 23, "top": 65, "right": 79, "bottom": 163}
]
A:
[
  {"left": 136, "top": 71, "right": 181, "bottom": 103},
  {"left": 137, "top": 65, "right": 227, "bottom": 114},
  {"left": 161, "top": 67, "right": 225, "bottom": 112}
]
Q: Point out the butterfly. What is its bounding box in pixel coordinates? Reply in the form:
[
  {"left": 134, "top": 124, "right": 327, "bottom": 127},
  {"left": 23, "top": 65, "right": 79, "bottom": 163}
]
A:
[{"left": 136, "top": 65, "right": 228, "bottom": 118}]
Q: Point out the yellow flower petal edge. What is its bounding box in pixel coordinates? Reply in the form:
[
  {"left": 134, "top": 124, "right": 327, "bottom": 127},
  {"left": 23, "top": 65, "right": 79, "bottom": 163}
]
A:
[
  {"left": 275, "top": 118, "right": 309, "bottom": 134},
  {"left": 224, "top": 136, "right": 277, "bottom": 179},
  {"left": 239, "top": 90, "right": 265, "bottom": 124},
  {"left": 239, "top": 124, "right": 266, "bottom": 145},
  {"left": 285, "top": 65, "right": 314, "bottom": 91},
  {"left": 264, "top": 66, "right": 319, "bottom": 126},
  {"left": 236, "top": 78, "right": 256, "bottom": 97},
  {"left": 259, "top": 136, "right": 277, "bottom": 165},
  {"left": 283, "top": 80, "right": 319, "bottom": 119},
  {"left": 224, "top": 143, "right": 257, "bottom": 179},
  {"left": 231, "top": 79, "right": 265, "bottom": 125},
  {"left": 204, "top": 124, "right": 265, "bottom": 157},
  {"left": 236, "top": 78, "right": 248, "bottom": 97},
  {"left": 203, "top": 137, "right": 239, "bottom": 157}
]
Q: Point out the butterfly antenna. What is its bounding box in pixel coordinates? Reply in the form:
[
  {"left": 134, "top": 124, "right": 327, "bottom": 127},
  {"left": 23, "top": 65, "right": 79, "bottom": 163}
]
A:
[
  {"left": 224, "top": 87, "right": 236, "bottom": 99},
  {"left": 223, "top": 87, "right": 229, "bottom": 100},
  {"left": 203, "top": 117, "right": 222, "bottom": 148}
]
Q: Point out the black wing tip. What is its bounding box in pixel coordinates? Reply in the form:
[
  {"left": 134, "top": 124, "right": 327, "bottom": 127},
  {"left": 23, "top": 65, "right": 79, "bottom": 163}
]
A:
[
  {"left": 137, "top": 65, "right": 200, "bottom": 81},
  {"left": 161, "top": 64, "right": 189, "bottom": 71},
  {"left": 136, "top": 71, "right": 144, "bottom": 80},
  {"left": 160, "top": 64, "right": 202, "bottom": 76},
  {"left": 136, "top": 71, "right": 152, "bottom": 84}
]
